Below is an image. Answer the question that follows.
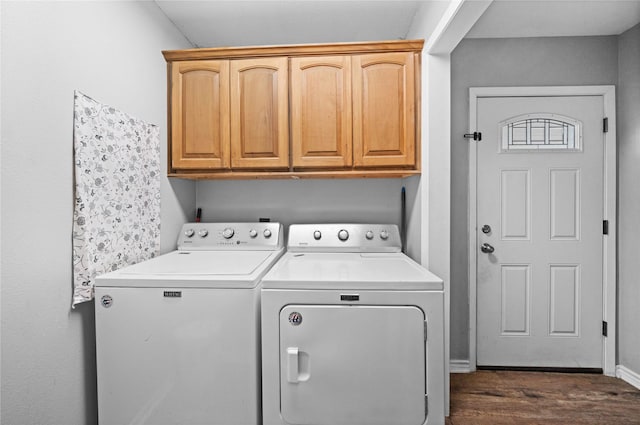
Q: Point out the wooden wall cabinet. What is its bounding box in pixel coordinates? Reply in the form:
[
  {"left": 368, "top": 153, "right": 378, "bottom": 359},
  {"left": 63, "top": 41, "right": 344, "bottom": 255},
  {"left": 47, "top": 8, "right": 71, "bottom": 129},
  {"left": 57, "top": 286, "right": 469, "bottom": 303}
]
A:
[
  {"left": 170, "top": 58, "right": 288, "bottom": 171},
  {"left": 230, "top": 58, "right": 289, "bottom": 169},
  {"left": 290, "top": 55, "right": 353, "bottom": 169},
  {"left": 353, "top": 52, "right": 415, "bottom": 168},
  {"left": 170, "top": 60, "right": 230, "bottom": 170},
  {"left": 164, "top": 40, "right": 423, "bottom": 179}
]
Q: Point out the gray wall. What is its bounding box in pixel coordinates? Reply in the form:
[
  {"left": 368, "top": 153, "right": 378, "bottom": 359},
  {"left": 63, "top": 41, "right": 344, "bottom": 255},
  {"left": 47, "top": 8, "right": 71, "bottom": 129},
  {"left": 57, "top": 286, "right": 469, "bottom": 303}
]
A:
[
  {"left": 617, "top": 23, "right": 640, "bottom": 374},
  {"left": 450, "top": 36, "right": 619, "bottom": 361},
  {"left": 0, "top": 2, "right": 193, "bottom": 424}
]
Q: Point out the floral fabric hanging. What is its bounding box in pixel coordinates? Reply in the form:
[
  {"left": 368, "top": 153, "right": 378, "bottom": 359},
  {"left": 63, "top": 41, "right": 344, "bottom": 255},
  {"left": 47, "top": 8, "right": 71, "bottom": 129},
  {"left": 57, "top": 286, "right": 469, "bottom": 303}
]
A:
[{"left": 72, "top": 91, "right": 160, "bottom": 307}]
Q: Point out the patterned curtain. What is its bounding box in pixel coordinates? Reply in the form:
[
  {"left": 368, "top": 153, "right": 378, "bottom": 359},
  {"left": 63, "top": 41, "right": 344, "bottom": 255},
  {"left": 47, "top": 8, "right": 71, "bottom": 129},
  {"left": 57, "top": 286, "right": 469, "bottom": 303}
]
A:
[{"left": 72, "top": 91, "right": 161, "bottom": 307}]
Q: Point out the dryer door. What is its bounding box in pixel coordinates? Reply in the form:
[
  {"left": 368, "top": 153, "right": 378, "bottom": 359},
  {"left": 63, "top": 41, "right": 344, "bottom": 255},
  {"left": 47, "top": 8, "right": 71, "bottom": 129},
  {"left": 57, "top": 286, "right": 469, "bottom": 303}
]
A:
[{"left": 279, "top": 305, "right": 426, "bottom": 425}]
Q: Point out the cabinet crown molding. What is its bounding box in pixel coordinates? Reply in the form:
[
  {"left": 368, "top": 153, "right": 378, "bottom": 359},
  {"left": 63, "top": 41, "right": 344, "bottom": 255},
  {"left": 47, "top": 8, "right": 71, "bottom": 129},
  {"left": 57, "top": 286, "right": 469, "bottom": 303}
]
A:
[{"left": 163, "top": 39, "right": 424, "bottom": 61}]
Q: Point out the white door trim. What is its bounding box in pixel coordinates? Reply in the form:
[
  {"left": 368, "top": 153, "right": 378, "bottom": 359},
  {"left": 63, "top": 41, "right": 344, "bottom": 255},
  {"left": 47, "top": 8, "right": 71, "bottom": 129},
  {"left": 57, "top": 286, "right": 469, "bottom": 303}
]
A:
[{"left": 468, "top": 85, "right": 617, "bottom": 376}]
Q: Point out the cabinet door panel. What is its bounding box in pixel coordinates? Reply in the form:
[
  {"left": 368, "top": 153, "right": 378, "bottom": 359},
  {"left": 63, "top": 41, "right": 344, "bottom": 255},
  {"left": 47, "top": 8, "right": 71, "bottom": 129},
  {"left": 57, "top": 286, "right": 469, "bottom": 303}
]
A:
[
  {"left": 171, "top": 60, "right": 230, "bottom": 170},
  {"left": 291, "top": 56, "right": 352, "bottom": 169},
  {"left": 353, "top": 52, "right": 415, "bottom": 168},
  {"left": 230, "top": 58, "right": 289, "bottom": 169}
]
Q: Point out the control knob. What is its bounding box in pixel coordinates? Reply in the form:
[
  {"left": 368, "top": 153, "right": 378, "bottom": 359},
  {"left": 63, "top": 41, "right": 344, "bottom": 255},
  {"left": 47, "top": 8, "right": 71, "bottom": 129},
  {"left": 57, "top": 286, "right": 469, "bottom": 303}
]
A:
[
  {"left": 249, "top": 229, "right": 258, "bottom": 238},
  {"left": 198, "top": 229, "right": 209, "bottom": 238},
  {"left": 263, "top": 229, "right": 272, "bottom": 238},
  {"left": 184, "top": 228, "right": 195, "bottom": 238},
  {"left": 365, "top": 230, "right": 374, "bottom": 240},
  {"left": 313, "top": 230, "right": 322, "bottom": 240},
  {"left": 380, "top": 230, "right": 389, "bottom": 240},
  {"left": 222, "top": 228, "right": 234, "bottom": 239},
  {"left": 338, "top": 229, "right": 349, "bottom": 241}
]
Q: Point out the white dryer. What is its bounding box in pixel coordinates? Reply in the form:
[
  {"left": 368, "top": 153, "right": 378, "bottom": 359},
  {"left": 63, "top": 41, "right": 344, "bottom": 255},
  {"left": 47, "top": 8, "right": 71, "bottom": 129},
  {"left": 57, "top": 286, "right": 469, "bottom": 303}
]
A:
[
  {"left": 261, "top": 224, "right": 445, "bottom": 425},
  {"left": 94, "top": 222, "right": 283, "bottom": 425}
]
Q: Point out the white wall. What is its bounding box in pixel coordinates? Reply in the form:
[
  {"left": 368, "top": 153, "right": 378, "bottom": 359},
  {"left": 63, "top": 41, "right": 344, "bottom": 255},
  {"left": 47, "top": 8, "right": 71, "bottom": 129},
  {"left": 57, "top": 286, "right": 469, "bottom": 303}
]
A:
[
  {"left": 0, "top": 2, "right": 193, "bottom": 423},
  {"left": 617, "top": 23, "right": 640, "bottom": 375},
  {"left": 450, "top": 35, "right": 619, "bottom": 361},
  {"left": 195, "top": 178, "right": 406, "bottom": 234}
]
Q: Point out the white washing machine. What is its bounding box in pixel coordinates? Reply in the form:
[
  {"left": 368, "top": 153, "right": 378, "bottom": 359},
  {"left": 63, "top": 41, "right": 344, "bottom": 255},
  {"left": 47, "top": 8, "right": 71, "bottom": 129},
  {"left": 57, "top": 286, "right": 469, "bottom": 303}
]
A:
[
  {"left": 261, "top": 224, "right": 445, "bottom": 425},
  {"left": 94, "top": 222, "right": 284, "bottom": 425}
]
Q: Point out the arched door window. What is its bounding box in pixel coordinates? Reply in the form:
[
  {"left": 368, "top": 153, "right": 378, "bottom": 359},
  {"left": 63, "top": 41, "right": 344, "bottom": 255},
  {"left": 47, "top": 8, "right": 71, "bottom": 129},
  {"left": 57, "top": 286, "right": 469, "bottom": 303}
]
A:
[{"left": 500, "top": 114, "right": 582, "bottom": 152}]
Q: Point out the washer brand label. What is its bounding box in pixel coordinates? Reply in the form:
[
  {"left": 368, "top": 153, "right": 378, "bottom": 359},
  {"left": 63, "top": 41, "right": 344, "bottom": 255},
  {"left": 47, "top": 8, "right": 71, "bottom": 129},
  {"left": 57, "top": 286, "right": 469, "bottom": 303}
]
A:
[
  {"left": 164, "top": 291, "right": 182, "bottom": 298},
  {"left": 288, "top": 312, "right": 303, "bottom": 326},
  {"left": 100, "top": 295, "right": 113, "bottom": 308}
]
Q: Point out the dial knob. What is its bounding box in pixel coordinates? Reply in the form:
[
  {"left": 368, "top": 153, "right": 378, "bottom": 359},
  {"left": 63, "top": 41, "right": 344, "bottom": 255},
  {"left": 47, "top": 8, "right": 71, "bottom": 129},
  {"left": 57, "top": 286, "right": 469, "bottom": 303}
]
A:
[
  {"left": 365, "top": 230, "right": 374, "bottom": 240},
  {"left": 380, "top": 230, "right": 389, "bottom": 240},
  {"left": 198, "top": 229, "right": 209, "bottom": 238},
  {"left": 313, "top": 230, "right": 322, "bottom": 240},
  {"left": 184, "top": 228, "right": 195, "bottom": 238},
  {"left": 222, "top": 228, "right": 234, "bottom": 239},
  {"left": 249, "top": 229, "right": 258, "bottom": 238},
  {"left": 338, "top": 229, "right": 349, "bottom": 241},
  {"left": 263, "top": 229, "right": 272, "bottom": 238}
]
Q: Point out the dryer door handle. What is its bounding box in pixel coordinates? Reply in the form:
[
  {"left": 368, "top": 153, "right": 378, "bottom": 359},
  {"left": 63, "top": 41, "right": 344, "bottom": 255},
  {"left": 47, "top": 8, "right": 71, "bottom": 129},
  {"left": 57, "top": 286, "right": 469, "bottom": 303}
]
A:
[{"left": 287, "top": 347, "right": 299, "bottom": 383}]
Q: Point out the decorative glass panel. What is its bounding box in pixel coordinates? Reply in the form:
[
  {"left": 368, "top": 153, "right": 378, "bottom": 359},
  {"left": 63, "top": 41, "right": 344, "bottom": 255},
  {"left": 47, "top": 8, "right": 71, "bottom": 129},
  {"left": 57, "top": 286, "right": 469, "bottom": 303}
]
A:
[{"left": 500, "top": 114, "right": 581, "bottom": 152}]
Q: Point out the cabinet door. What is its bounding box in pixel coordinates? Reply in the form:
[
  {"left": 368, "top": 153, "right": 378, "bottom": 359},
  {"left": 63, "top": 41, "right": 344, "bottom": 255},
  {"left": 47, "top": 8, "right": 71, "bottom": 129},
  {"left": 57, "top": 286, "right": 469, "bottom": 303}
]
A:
[
  {"left": 171, "top": 60, "right": 230, "bottom": 170},
  {"left": 353, "top": 52, "right": 416, "bottom": 168},
  {"left": 291, "top": 56, "right": 352, "bottom": 169},
  {"left": 230, "top": 58, "right": 289, "bottom": 169}
]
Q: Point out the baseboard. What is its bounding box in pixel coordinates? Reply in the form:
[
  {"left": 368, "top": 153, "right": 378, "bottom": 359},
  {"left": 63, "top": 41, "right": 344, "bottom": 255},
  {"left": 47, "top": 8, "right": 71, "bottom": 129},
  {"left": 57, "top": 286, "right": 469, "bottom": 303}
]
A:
[
  {"left": 450, "top": 359, "right": 472, "bottom": 373},
  {"left": 616, "top": 365, "right": 640, "bottom": 390}
]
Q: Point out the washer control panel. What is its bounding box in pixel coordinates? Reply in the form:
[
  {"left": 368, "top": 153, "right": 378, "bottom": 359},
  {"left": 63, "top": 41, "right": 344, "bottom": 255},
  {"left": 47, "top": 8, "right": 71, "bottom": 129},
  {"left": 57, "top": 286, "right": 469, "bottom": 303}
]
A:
[
  {"left": 287, "top": 224, "right": 401, "bottom": 253},
  {"left": 178, "top": 222, "right": 283, "bottom": 251}
]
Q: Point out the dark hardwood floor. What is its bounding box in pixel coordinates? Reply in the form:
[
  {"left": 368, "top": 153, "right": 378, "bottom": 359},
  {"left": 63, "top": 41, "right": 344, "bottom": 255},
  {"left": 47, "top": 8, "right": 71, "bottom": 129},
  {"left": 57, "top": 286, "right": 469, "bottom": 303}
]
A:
[{"left": 446, "top": 371, "right": 640, "bottom": 425}]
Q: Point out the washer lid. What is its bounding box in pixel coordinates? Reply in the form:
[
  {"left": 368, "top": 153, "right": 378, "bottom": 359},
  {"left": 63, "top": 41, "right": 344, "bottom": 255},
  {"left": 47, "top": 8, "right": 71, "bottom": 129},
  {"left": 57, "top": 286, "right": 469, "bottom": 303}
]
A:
[
  {"left": 95, "top": 249, "right": 283, "bottom": 288},
  {"left": 262, "top": 252, "right": 443, "bottom": 290}
]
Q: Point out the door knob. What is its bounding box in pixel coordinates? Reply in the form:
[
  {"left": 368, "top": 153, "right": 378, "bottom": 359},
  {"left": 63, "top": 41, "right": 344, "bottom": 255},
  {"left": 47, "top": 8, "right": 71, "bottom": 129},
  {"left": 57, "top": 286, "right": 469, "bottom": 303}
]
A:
[{"left": 481, "top": 243, "right": 495, "bottom": 254}]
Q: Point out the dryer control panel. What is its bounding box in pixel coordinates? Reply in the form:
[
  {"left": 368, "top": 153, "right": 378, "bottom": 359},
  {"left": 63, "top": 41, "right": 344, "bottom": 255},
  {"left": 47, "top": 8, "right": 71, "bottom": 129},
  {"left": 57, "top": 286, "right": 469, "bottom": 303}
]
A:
[
  {"left": 287, "top": 224, "right": 401, "bottom": 253},
  {"left": 178, "top": 222, "right": 283, "bottom": 251}
]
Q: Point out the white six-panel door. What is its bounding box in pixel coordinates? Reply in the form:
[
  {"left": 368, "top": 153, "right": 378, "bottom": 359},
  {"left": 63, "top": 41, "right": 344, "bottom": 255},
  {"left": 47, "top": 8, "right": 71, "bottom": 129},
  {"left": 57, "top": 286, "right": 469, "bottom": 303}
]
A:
[{"left": 476, "top": 95, "right": 604, "bottom": 368}]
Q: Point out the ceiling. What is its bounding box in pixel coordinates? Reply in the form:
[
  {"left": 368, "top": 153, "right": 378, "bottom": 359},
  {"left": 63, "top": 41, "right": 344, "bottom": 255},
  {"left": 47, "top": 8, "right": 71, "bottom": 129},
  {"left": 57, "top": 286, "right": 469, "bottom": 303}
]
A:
[
  {"left": 467, "top": 0, "right": 640, "bottom": 38},
  {"left": 155, "top": 1, "right": 424, "bottom": 47},
  {"left": 155, "top": 0, "right": 640, "bottom": 48}
]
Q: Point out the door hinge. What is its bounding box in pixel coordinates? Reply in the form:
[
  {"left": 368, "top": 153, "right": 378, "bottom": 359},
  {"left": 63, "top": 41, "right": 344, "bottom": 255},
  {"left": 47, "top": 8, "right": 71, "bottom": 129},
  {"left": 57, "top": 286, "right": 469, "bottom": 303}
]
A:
[
  {"left": 603, "top": 117, "right": 609, "bottom": 133},
  {"left": 602, "top": 321, "right": 608, "bottom": 337},
  {"left": 425, "top": 395, "right": 429, "bottom": 416},
  {"left": 424, "top": 321, "right": 428, "bottom": 341},
  {"left": 603, "top": 220, "right": 609, "bottom": 235},
  {"left": 464, "top": 132, "right": 482, "bottom": 141}
]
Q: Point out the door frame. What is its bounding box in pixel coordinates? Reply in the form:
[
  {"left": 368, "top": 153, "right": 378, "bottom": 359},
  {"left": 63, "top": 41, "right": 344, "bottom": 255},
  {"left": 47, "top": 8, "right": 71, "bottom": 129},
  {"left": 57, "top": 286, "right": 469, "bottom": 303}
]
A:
[{"left": 468, "top": 86, "right": 617, "bottom": 376}]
